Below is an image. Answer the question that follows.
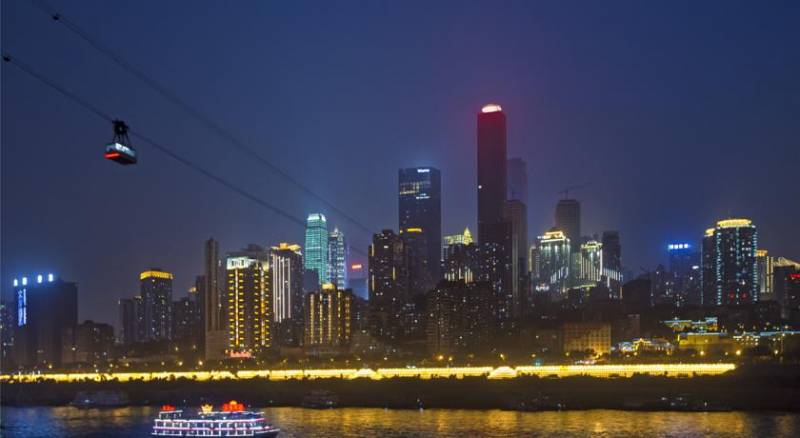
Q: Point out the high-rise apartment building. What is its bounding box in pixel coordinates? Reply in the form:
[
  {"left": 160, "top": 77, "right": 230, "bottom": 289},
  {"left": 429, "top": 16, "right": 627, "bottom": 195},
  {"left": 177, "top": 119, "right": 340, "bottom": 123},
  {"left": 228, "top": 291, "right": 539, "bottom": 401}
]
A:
[
  {"left": 756, "top": 249, "right": 774, "bottom": 301},
  {"left": 270, "top": 243, "right": 304, "bottom": 323},
  {"left": 140, "top": 268, "right": 174, "bottom": 341},
  {"left": 368, "top": 230, "right": 407, "bottom": 340},
  {"left": 701, "top": 219, "right": 758, "bottom": 306},
  {"left": 203, "top": 238, "right": 227, "bottom": 360},
  {"left": 399, "top": 167, "right": 442, "bottom": 280},
  {"left": 668, "top": 243, "right": 701, "bottom": 307},
  {"left": 304, "top": 283, "right": 353, "bottom": 351},
  {"left": 225, "top": 245, "right": 271, "bottom": 356},
  {"left": 328, "top": 228, "right": 348, "bottom": 289},
  {"left": 401, "top": 227, "right": 433, "bottom": 296},
  {"left": 579, "top": 240, "right": 604, "bottom": 284},
  {"left": 304, "top": 213, "right": 329, "bottom": 285}
]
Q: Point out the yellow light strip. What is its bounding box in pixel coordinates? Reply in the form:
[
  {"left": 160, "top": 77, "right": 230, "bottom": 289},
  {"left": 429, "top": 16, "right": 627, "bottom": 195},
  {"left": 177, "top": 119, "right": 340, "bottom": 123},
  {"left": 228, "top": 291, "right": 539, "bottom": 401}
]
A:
[
  {"left": 140, "top": 270, "right": 174, "bottom": 280},
  {"left": 0, "top": 364, "right": 735, "bottom": 383}
]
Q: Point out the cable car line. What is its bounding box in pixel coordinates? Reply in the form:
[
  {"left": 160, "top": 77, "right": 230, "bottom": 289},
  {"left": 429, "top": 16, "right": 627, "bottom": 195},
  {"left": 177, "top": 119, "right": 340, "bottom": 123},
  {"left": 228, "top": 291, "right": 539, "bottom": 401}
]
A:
[
  {"left": 27, "top": 0, "right": 377, "bottom": 238},
  {"left": 2, "top": 51, "right": 370, "bottom": 257}
]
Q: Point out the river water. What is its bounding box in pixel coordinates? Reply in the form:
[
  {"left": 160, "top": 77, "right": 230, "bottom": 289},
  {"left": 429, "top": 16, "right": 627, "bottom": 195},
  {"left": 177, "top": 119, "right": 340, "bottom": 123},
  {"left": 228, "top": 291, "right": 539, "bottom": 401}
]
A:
[{"left": 2, "top": 406, "right": 799, "bottom": 437}]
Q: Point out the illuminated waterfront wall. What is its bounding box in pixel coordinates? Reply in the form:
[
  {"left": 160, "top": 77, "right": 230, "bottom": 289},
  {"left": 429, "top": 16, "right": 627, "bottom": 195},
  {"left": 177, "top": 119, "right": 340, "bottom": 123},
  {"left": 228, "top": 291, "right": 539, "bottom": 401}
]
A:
[{"left": 0, "top": 363, "right": 735, "bottom": 383}]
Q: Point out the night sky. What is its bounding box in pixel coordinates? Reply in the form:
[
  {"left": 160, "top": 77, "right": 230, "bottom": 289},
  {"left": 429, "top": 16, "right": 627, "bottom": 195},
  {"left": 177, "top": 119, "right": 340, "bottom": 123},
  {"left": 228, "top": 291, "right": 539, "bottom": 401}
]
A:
[{"left": 2, "top": 1, "right": 799, "bottom": 325}]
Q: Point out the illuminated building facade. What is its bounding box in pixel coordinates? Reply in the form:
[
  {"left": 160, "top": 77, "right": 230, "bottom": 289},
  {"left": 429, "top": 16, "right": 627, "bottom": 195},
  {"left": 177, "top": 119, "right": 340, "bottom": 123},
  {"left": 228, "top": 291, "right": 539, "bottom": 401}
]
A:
[
  {"left": 270, "top": 243, "right": 304, "bottom": 323},
  {"left": 368, "top": 230, "right": 407, "bottom": 340},
  {"left": 442, "top": 227, "right": 473, "bottom": 262},
  {"left": 12, "top": 274, "right": 77, "bottom": 368},
  {"left": 701, "top": 219, "right": 758, "bottom": 306},
  {"left": 304, "top": 284, "right": 353, "bottom": 351},
  {"left": 756, "top": 249, "right": 774, "bottom": 301},
  {"left": 399, "top": 167, "right": 442, "bottom": 280},
  {"left": 304, "top": 213, "right": 329, "bottom": 285},
  {"left": 533, "top": 229, "right": 571, "bottom": 294},
  {"left": 579, "top": 240, "right": 603, "bottom": 284},
  {"left": 226, "top": 246, "right": 271, "bottom": 355},
  {"left": 561, "top": 322, "right": 611, "bottom": 356},
  {"left": 140, "top": 269, "right": 174, "bottom": 341},
  {"left": 601, "top": 231, "right": 623, "bottom": 297},
  {"left": 328, "top": 228, "right": 347, "bottom": 289}
]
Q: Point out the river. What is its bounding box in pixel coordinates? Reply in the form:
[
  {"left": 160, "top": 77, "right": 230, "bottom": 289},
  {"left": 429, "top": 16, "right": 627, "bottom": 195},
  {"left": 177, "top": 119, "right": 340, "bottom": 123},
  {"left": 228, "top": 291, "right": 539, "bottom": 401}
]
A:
[{"left": 2, "top": 406, "right": 799, "bottom": 437}]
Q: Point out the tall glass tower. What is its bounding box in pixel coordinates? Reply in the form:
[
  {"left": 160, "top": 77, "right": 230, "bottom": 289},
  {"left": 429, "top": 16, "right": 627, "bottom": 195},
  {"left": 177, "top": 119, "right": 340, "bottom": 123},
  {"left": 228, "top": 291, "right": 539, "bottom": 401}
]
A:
[
  {"left": 328, "top": 227, "right": 347, "bottom": 289},
  {"left": 304, "top": 213, "right": 329, "bottom": 285}
]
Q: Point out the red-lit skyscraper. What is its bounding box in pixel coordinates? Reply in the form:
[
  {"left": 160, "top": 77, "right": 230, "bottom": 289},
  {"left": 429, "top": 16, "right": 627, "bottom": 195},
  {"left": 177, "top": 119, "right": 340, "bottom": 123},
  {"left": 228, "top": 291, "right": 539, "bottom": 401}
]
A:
[
  {"left": 476, "top": 103, "right": 513, "bottom": 328},
  {"left": 477, "top": 104, "right": 508, "bottom": 230}
]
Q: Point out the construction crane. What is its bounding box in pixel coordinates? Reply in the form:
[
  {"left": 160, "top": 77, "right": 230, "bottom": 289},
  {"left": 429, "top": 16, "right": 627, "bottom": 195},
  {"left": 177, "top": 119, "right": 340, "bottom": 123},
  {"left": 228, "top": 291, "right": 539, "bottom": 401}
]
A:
[{"left": 557, "top": 182, "right": 591, "bottom": 199}]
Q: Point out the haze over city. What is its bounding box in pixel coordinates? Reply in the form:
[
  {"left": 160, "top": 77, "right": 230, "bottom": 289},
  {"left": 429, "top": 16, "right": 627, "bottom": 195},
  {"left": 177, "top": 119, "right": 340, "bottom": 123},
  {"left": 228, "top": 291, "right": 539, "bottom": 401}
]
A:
[{"left": 4, "top": 0, "right": 798, "bottom": 324}]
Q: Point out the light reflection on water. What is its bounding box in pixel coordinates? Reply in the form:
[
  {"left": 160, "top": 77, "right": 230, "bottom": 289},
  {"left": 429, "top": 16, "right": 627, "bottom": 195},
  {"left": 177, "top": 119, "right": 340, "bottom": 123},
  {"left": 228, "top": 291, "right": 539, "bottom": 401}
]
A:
[{"left": 2, "top": 406, "right": 799, "bottom": 437}]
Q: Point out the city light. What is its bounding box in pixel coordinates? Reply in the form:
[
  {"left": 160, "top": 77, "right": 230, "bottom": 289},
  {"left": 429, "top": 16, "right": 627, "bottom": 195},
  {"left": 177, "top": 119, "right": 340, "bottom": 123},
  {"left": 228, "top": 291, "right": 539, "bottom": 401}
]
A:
[
  {"left": 0, "top": 364, "right": 736, "bottom": 383},
  {"left": 481, "top": 103, "right": 502, "bottom": 113}
]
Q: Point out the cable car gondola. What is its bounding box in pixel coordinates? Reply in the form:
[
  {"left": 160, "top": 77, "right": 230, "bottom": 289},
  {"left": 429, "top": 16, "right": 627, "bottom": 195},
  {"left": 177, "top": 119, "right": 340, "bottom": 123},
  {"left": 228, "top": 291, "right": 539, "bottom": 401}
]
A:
[{"left": 104, "top": 119, "right": 137, "bottom": 165}]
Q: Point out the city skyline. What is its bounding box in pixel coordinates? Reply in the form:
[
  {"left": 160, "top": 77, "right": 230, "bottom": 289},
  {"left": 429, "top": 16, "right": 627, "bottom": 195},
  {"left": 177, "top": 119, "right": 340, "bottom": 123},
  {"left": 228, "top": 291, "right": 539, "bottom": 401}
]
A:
[{"left": 3, "top": 0, "right": 799, "bottom": 327}]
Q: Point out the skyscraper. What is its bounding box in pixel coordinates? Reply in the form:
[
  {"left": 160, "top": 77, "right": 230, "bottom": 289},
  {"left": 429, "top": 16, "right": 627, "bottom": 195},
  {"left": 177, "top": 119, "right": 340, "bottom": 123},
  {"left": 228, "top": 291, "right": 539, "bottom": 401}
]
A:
[
  {"left": 507, "top": 157, "right": 528, "bottom": 203},
  {"left": 368, "top": 229, "right": 407, "bottom": 340},
  {"left": 504, "top": 199, "right": 529, "bottom": 318},
  {"left": 12, "top": 274, "right": 77, "bottom": 367},
  {"left": 203, "top": 238, "right": 226, "bottom": 360},
  {"left": 477, "top": 103, "right": 507, "bottom": 229},
  {"left": 328, "top": 228, "right": 348, "bottom": 289},
  {"left": 477, "top": 103, "right": 513, "bottom": 327},
  {"left": 601, "top": 231, "right": 623, "bottom": 296},
  {"left": 140, "top": 268, "right": 174, "bottom": 341},
  {"left": 398, "top": 167, "right": 442, "bottom": 280},
  {"left": 304, "top": 213, "right": 329, "bottom": 285},
  {"left": 225, "top": 245, "right": 271, "bottom": 356},
  {"left": 701, "top": 219, "right": 758, "bottom": 306},
  {"left": 555, "top": 199, "right": 581, "bottom": 251},
  {"left": 270, "top": 243, "right": 304, "bottom": 323}
]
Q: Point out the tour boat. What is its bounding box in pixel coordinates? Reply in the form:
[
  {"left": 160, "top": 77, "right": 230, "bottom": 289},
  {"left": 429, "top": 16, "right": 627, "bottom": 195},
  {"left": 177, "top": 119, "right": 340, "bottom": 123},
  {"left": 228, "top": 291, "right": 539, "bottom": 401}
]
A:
[{"left": 152, "top": 400, "right": 280, "bottom": 437}]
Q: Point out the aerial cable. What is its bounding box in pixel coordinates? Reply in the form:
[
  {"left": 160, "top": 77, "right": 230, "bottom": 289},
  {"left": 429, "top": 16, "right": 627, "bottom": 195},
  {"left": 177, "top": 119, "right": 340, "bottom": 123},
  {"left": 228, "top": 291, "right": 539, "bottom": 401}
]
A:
[
  {"left": 27, "top": 0, "right": 377, "bottom": 238},
  {"left": 2, "top": 51, "right": 369, "bottom": 257}
]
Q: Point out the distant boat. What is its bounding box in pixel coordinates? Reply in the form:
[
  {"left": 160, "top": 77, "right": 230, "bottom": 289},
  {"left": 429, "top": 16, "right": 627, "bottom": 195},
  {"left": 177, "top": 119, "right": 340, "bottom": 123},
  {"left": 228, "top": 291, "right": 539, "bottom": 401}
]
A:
[
  {"left": 70, "top": 390, "right": 129, "bottom": 408},
  {"left": 152, "top": 401, "right": 280, "bottom": 437},
  {"left": 301, "top": 390, "right": 339, "bottom": 409}
]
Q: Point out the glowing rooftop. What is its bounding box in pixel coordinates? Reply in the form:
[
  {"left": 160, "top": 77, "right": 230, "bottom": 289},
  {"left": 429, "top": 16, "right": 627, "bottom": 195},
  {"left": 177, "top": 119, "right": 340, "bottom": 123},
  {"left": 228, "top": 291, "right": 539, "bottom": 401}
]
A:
[{"left": 481, "top": 103, "right": 502, "bottom": 113}]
